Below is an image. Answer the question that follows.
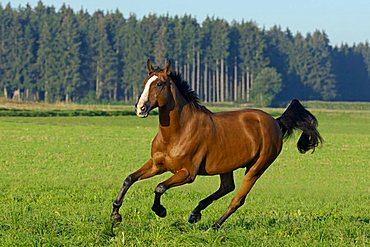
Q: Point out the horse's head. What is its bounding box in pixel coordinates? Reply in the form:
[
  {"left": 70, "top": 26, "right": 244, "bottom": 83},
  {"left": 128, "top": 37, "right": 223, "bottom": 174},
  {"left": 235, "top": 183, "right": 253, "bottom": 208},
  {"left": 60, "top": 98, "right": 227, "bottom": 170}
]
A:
[{"left": 135, "top": 59, "right": 172, "bottom": 118}]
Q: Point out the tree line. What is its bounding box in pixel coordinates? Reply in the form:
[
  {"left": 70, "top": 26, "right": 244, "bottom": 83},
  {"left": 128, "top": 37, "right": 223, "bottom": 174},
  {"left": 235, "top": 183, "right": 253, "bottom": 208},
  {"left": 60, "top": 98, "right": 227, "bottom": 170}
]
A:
[{"left": 0, "top": 2, "right": 369, "bottom": 106}]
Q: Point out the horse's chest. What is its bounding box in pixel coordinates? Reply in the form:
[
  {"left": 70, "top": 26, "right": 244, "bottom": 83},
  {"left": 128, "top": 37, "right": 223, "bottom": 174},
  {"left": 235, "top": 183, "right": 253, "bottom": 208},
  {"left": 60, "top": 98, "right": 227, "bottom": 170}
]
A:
[{"left": 152, "top": 140, "right": 196, "bottom": 173}]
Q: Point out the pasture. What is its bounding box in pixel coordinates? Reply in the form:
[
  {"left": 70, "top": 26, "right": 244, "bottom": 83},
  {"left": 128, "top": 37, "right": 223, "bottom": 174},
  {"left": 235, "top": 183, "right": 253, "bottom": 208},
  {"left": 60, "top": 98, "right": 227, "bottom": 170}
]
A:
[{"left": 0, "top": 107, "right": 369, "bottom": 246}]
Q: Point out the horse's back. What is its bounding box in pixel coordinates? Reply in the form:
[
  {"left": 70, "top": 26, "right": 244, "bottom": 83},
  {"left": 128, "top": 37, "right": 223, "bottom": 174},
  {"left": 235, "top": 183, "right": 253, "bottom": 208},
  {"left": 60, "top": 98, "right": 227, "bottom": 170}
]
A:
[{"left": 213, "top": 109, "right": 281, "bottom": 142}]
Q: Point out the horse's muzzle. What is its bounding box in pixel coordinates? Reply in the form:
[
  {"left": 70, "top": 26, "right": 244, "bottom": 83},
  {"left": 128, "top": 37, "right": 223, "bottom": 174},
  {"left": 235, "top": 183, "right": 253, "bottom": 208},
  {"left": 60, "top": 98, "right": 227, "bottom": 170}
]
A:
[{"left": 135, "top": 103, "right": 149, "bottom": 118}]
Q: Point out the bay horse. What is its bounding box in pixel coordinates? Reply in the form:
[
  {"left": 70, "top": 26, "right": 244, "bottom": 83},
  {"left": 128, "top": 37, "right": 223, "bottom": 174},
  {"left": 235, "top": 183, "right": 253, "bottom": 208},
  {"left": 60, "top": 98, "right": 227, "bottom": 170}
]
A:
[{"left": 111, "top": 60, "right": 322, "bottom": 230}]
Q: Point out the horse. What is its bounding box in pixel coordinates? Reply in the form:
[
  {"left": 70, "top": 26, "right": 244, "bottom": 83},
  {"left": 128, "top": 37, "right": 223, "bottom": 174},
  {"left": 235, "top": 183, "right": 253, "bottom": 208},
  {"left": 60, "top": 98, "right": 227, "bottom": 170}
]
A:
[{"left": 111, "top": 60, "right": 323, "bottom": 230}]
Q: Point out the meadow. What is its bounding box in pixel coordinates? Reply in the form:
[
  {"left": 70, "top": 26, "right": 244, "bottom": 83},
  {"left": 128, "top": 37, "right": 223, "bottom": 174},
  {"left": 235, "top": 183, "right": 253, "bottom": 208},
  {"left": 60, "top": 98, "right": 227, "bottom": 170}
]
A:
[{"left": 0, "top": 105, "right": 369, "bottom": 246}]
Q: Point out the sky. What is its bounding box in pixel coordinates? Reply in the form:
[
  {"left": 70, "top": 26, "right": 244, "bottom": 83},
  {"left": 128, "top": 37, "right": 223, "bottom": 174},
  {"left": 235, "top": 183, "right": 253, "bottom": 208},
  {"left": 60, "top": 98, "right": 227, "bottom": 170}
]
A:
[{"left": 4, "top": 0, "right": 370, "bottom": 46}]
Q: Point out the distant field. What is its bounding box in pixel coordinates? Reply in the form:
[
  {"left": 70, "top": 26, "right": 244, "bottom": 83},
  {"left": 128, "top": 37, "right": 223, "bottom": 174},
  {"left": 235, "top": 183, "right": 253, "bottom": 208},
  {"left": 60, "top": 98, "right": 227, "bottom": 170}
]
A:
[
  {"left": 1, "top": 99, "right": 370, "bottom": 116},
  {"left": 0, "top": 99, "right": 135, "bottom": 117},
  {"left": 0, "top": 104, "right": 369, "bottom": 246},
  {"left": 301, "top": 101, "right": 370, "bottom": 111}
]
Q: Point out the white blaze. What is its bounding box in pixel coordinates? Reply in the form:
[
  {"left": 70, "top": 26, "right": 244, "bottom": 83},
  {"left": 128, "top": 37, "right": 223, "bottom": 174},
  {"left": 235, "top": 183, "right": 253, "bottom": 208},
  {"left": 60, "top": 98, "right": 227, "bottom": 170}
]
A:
[{"left": 137, "top": 75, "right": 158, "bottom": 113}]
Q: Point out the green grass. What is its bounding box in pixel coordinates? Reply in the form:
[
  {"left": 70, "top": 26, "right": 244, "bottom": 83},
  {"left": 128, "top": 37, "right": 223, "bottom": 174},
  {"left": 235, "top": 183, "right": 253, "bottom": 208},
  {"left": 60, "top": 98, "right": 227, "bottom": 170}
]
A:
[
  {"left": 0, "top": 109, "right": 369, "bottom": 246},
  {"left": 301, "top": 101, "right": 370, "bottom": 110}
]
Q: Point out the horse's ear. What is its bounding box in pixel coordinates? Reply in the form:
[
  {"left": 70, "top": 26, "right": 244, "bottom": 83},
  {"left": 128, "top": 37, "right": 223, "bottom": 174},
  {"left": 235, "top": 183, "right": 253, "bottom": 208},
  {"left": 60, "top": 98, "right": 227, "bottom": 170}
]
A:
[
  {"left": 164, "top": 60, "right": 172, "bottom": 75},
  {"left": 147, "top": 59, "right": 154, "bottom": 74}
]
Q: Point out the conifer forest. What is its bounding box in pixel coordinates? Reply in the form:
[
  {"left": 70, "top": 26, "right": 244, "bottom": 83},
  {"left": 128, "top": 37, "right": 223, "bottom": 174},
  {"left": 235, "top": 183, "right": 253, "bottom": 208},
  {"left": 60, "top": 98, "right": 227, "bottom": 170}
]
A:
[{"left": 1, "top": 2, "right": 369, "bottom": 105}]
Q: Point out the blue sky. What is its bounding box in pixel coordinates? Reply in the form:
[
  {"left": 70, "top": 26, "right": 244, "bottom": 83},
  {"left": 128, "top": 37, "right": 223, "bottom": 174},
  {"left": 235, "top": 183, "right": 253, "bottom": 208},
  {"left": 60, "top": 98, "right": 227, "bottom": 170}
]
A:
[{"left": 4, "top": 0, "right": 370, "bottom": 46}]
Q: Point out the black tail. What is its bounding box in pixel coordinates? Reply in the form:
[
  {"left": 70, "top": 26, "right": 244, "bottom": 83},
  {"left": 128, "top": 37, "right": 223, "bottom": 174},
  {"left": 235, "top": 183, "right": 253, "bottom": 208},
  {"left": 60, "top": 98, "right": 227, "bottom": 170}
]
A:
[{"left": 277, "top": 99, "right": 323, "bottom": 153}]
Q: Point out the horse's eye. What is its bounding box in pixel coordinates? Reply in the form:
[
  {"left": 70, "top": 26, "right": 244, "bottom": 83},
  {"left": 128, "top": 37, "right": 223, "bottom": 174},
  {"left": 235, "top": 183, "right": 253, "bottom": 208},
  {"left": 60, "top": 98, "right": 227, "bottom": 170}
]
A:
[{"left": 156, "top": 81, "right": 162, "bottom": 87}]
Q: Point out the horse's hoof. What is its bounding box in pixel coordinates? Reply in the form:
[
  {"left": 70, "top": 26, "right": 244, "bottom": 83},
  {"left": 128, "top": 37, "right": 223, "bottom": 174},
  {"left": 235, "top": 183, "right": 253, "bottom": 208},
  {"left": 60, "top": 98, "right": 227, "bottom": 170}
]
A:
[
  {"left": 111, "top": 212, "right": 122, "bottom": 224},
  {"left": 188, "top": 213, "right": 202, "bottom": 224},
  {"left": 152, "top": 205, "right": 167, "bottom": 218}
]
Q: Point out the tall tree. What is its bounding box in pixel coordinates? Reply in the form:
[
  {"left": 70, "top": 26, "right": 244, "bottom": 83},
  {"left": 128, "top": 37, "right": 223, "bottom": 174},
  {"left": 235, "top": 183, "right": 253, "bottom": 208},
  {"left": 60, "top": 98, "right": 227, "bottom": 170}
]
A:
[
  {"left": 122, "top": 14, "right": 146, "bottom": 100},
  {"left": 265, "top": 26, "right": 297, "bottom": 104},
  {"left": 36, "top": 21, "right": 55, "bottom": 102},
  {"left": 141, "top": 14, "right": 158, "bottom": 61},
  {"left": 75, "top": 8, "right": 94, "bottom": 101},
  {"left": 228, "top": 22, "right": 240, "bottom": 101},
  {"left": 200, "top": 17, "right": 214, "bottom": 102},
  {"left": 109, "top": 10, "right": 126, "bottom": 101},
  {"left": 56, "top": 5, "right": 82, "bottom": 102},
  {"left": 91, "top": 11, "right": 120, "bottom": 101},
  {"left": 0, "top": 4, "right": 12, "bottom": 97},
  {"left": 154, "top": 16, "right": 170, "bottom": 66},
  {"left": 332, "top": 45, "right": 370, "bottom": 101},
  {"left": 210, "top": 18, "right": 229, "bottom": 102},
  {"left": 291, "top": 31, "right": 336, "bottom": 100},
  {"left": 1, "top": 4, "right": 24, "bottom": 99},
  {"left": 237, "top": 21, "right": 269, "bottom": 102},
  {"left": 355, "top": 42, "right": 370, "bottom": 76},
  {"left": 19, "top": 5, "right": 38, "bottom": 100},
  {"left": 182, "top": 15, "right": 199, "bottom": 91}
]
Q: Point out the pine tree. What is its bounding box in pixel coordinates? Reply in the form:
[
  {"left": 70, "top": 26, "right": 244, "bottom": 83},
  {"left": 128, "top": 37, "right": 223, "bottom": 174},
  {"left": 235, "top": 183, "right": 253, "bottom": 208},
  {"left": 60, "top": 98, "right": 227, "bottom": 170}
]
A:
[
  {"left": 76, "top": 9, "right": 93, "bottom": 101},
  {"left": 200, "top": 17, "right": 213, "bottom": 102},
  {"left": 141, "top": 14, "right": 158, "bottom": 61},
  {"left": 122, "top": 14, "right": 146, "bottom": 101},
  {"left": 355, "top": 42, "right": 370, "bottom": 76},
  {"left": 1, "top": 4, "right": 24, "bottom": 99},
  {"left": 154, "top": 16, "right": 170, "bottom": 66},
  {"left": 55, "top": 6, "right": 82, "bottom": 102},
  {"left": 110, "top": 10, "right": 126, "bottom": 101},
  {"left": 265, "top": 26, "right": 295, "bottom": 103},
  {"left": 291, "top": 31, "right": 336, "bottom": 100},
  {"left": 211, "top": 18, "right": 229, "bottom": 102},
  {"left": 36, "top": 21, "right": 56, "bottom": 102},
  {"left": 19, "top": 4, "right": 38, "bottom": 100},
  {"left": 0, "top": 4, "right": 13, "bottom": 98},
  {"left": 332, "top": 44, "right": 370, "bottom": 101},
  {"left": 91, "top": 11, "right": 119, "bottom": 101},
  {"left": 228, "top": 23, "right": 240, "bottom": 101},
  {"left": 182, "top": 15, "right": 199, "bottom": 92},
  {"left": 237, "top": 21, "right": 269, "bottom": 102}
]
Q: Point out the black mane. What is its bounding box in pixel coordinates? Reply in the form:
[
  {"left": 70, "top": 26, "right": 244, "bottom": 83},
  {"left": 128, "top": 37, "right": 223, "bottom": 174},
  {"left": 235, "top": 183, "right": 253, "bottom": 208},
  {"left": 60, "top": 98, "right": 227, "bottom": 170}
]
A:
[{"left": 169, "top": 72, "right": 211, "bottom": 114}]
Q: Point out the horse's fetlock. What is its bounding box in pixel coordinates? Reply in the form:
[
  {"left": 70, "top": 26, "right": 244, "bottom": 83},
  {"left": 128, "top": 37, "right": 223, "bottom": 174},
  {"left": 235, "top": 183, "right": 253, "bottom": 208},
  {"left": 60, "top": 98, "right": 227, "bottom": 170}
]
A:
[{"left": 112, "top": 200, "right": 121, "bottom": 208}]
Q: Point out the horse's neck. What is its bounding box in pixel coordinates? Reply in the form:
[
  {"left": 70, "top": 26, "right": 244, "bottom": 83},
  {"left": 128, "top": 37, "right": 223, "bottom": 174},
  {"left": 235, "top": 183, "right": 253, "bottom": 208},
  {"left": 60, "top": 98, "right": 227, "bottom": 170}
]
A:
[{"left": 158, "top": 87, "right": 193, "bottom": 140}]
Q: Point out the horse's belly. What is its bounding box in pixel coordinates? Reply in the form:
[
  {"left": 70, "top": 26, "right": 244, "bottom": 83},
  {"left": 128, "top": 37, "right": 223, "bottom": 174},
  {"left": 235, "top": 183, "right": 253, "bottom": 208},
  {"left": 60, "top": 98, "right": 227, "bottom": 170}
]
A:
[{"left": 203, "top": 139, "right": 258, "bottom": 175}]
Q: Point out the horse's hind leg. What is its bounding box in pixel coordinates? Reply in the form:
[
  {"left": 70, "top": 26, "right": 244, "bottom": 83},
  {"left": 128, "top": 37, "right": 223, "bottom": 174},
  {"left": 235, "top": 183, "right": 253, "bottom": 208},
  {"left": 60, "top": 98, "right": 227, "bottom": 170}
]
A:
[
  {"left": 111, "top": 159, "right": 161, "bottom": 224},
  {"left": 212, "top": 158, "right": 273, "bottom": 230},
  {"left": 152, "top": 168, "right": 194, "bottom": 217},
  {"left": 188, "top": 172, "right": 235, "bottom": 224}
]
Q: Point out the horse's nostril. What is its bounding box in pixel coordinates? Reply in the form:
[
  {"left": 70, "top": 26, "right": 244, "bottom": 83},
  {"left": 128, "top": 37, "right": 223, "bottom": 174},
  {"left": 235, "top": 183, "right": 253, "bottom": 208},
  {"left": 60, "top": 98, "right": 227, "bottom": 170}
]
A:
[{"left": 141, "top": 106, "right": 146, "bottom": 112}]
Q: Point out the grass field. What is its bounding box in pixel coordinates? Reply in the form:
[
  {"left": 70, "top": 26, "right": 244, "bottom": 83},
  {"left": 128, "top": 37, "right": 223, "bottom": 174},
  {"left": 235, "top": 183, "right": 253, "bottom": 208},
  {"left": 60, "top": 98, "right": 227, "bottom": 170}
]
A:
[{"left": 0, "top": 106, "right": 369, "bottom": 246}]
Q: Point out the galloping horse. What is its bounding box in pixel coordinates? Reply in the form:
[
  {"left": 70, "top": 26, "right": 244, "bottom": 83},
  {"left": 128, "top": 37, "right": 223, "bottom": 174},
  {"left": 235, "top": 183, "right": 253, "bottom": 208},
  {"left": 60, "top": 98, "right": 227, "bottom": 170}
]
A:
[{"left": 111, "top": 60, "right": 322, "bottom": 230}]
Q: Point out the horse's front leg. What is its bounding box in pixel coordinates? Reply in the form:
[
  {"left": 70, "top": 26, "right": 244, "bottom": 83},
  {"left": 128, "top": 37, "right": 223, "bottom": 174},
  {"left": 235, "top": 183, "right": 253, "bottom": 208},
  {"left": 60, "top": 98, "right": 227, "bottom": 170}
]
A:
[
  {"left": 111, "top": 159, "right": 161, "bottom": 224},
  {"left": 152, "top": 168, "right": 194, "bottom": 217}
]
